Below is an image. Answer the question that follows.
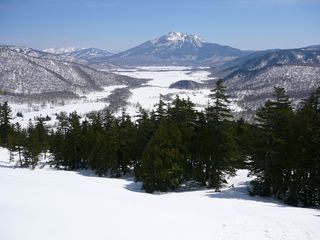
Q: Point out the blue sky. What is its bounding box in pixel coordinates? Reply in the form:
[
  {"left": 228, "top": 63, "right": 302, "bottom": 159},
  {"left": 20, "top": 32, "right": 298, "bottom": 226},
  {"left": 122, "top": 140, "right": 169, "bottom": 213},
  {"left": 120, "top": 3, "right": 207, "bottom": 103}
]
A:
[{"left": 0, "top": 0, "right": 319, "bottom": 51}]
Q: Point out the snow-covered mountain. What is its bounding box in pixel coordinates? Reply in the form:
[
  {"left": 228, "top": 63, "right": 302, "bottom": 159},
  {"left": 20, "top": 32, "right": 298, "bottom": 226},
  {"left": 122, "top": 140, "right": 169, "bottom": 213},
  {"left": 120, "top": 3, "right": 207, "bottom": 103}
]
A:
[
  {"left": 218, "top": 48, "right": 320, "bottom": 113},
  {"left": 42, "top": 47, "right": 117, "bottom": 69},
  {"left": 44, "top": 47, "right": 115, "bottom": 60},
  {"left": 43, "top": 47, "right": 80, "bottom": 55},
  {"left": 97, "top": 31, "right": 249, "bottom": 66},
  {"left": 42, "top": 47, "right": 81, "bottom": 54},
  {"left": 2, "top": 45, "right": 88, "bottom": 65},
  {"left": 66, "top": 48, "right": 114, "bottom": 61},
  {"left": 0, "top": 46, "right": 141, "bottom": 96},
  {"left": 2, "top": 40, "right": 320, "bottom": 119}
]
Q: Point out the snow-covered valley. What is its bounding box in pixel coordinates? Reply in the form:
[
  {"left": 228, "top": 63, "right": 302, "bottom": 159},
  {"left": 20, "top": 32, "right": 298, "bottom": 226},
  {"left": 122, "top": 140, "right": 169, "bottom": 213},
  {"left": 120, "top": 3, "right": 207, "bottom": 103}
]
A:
[
  {"left": 10, "top": 67, "right": 241, "bottom": 128},
  {"left": 0, "top": 148, "right": 319, "bottom": 240}
]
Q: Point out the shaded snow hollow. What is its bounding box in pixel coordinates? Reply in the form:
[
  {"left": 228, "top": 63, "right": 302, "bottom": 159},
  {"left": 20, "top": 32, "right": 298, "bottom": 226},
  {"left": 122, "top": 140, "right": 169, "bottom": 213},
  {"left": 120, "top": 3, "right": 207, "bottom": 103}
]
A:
[{"left": 0, "top": 148, "right": 319, "bottom": 240}]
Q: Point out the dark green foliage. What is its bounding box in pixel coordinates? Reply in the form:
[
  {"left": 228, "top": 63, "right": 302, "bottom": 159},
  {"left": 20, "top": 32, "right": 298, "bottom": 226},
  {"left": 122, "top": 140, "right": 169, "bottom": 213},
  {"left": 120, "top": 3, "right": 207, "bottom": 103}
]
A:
[
  {"left": 132, "top": 108, "right": 156, "bottom": 179},
  {"left": 167, "top": 96, "right": 197, "bottom": 179},
  {"left": 234, "top": 118, "right": 253, "bottom": 168},
  {"left": 250, "top": 87, "right": 294, "bottom": 197},
  {"left": 8, "top": 123, "right": 26, "bottom": 166},
  {"left": 141, "top": 119, "right": 185, "bottom": 193},
  {"left": 249, "top": 87, "right": 320, "bottom": 206},
  {"left": 207, "top": 79, "right": 232, "bottom": 122},
  {"left": 0, "top": 101, "right": 13, "bottom": 145},
  {"left": 288, "top": 87, "right": 320, "bottom": 206},
  {"left": 2, "top": 84, "right": 319, "bottom": 207},
  {"left": 22, "top": 120, "right": 48, "bottom": 168},
  {"left": 200, "top": 80, "right": 238, "bottom": 189},
  {"left": 16, "top": 112, "right": 23, "bottom": 118}
]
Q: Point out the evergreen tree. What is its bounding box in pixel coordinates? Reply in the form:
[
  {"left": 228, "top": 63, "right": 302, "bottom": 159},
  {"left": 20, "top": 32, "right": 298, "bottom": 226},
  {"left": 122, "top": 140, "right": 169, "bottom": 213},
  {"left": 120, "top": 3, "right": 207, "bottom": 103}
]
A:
[
  {"left": 250, "top": 87, "right": 294, "bottom": 198},
  {"left": 141, "top": 119, "right": 185, "bottom": 193},
  {"left": 65, "top": 112, "right": 82, "bottom": 170},
  {"left": 289, "top": 87, "right": 320, "bottom": 206},
  {"left": 154, "top": 95, "right": 167, "bottom": 123},
  {"left": 202, "top": 80, "right": 238, "bottom": 189},
  {"left": 207, "top": 79, "right": 232, "bottom": 122},
  {"left": 116, "top": 110, "right": 136, "bottom": 175},
  {"left": 234, "top": 118, "right": 253, "bottom": 168},
  {"left": 8, "top": 123, "right": 26, "bottom": 166},
  {"left": 133, "top": 107, "right": 156, "bottom": 179},
  {"left": 168, "top": 96, "right": 197, "bottom": 179},
  {"left": 0, "top": 101, "right": 13, "bottom": 145},
  {"left": 23, "top": 121, "right": 43, "bottom": 168}
]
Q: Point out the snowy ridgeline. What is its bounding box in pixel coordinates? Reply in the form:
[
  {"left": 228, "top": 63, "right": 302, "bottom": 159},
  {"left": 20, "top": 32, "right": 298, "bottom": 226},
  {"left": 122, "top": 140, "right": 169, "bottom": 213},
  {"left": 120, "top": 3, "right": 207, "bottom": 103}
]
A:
[{"left": 0, "top": 147, "right": 319, "bottom": 240}]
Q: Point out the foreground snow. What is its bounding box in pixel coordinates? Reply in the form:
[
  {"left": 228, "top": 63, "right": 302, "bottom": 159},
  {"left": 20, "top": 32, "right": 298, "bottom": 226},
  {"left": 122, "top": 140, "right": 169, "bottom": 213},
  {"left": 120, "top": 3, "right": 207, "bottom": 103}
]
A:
[{"left": 0, "top": 149, "right": 319, "bottom": 240}]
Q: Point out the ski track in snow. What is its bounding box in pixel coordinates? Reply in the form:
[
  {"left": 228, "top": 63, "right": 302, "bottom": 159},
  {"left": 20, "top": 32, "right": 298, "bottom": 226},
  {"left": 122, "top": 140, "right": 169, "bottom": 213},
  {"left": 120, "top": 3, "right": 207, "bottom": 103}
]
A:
[{"left": 0, "top": 147, "right": 319, "bottom": 240}]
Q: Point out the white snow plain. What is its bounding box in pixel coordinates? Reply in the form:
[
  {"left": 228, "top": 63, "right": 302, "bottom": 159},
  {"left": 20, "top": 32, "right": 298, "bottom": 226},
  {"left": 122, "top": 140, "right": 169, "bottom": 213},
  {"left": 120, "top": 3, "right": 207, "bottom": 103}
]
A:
[
  {"left": 115, "top": 67, "right": 212, "bottom": 87},
  {"left": 10, "top": 85, "right": 126, "bottom": 128},
  {"left": 9, "top": 67, "right": 241, "bottom": 128},
  {"left": 116, "top": 67, "right": 242, "bottom": 115},
  {"left": 0, "top": 147, "right": 319, "bottom": 240}
]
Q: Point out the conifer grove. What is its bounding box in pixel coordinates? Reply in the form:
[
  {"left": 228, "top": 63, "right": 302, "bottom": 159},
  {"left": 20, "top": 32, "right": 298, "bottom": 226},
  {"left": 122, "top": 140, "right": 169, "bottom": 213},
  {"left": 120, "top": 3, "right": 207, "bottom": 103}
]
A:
[{"left": 1, "top": 80, "right": 319, "bottom": 207}]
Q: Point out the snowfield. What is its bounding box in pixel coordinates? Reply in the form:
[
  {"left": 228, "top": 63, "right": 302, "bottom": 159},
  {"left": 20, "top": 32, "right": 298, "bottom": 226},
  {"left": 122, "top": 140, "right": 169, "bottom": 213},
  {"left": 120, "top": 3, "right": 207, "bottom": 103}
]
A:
[
  {"left": 10, "top": 85, "right": 126, "bottom": 128},
  {"left": 114, "top": 67, "right": 213, "bottom": 87},
  {"left": 0, "top": 148, "right": 319, "bottom": 240},
  {"left": 9, "top": 67, "right": 242, "bottom": 128},
  {"left": 116, "top": 67, "right": 242, "bottom": 115}
]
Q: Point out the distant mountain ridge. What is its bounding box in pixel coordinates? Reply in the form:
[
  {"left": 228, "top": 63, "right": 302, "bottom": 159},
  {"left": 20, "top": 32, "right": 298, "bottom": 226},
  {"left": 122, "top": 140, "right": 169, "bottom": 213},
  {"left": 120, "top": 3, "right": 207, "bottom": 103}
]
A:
[
  {"left": 43, "top": 47, "right": 80, "bottom": 54},
  {"left": 0, "top": 46, "right": 141, "bottom": 96},
  {"left": 1, "top": 34, "right": 319, "bottom": 116},
  {"left": 43, "top": 47, "right": 115, "bottom": 61},
  {"left": 94, "top": 31, "right": 250, "bottom": 66},
  {"left": 215, "top": 47, "right": 320, "bottom": 113}
]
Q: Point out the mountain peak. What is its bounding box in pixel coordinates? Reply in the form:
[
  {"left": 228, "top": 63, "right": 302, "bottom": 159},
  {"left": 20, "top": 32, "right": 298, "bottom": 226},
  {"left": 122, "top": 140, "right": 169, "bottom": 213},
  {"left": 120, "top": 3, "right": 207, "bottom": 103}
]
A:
[
  {"left": 151, "top": 31, "right": 205, "bottom": 48},
  {"left": 104, "top": 32, "right": 246, "bottom": 66},
  {"left": 166, "top": 31, "right": 188, "bottom": 41}
]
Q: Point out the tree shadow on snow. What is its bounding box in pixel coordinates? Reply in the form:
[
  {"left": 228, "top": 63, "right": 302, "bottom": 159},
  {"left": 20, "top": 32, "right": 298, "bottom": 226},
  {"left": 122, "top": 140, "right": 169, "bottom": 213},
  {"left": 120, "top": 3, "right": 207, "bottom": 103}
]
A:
[
  {"left": 123, "top": 181, "right": 145, "bottom": 193},
  {"left": 74, "top": 170, "right": 146, "bottom": 193},
  {"left": 76, "top": 169, "right": 99, "bottom": 177},
  {"left": 0, "top": 160, "right": 21, "bottom": 169},
  {"left": 205, "top": 181, "right": 290, "bottom": 207}
]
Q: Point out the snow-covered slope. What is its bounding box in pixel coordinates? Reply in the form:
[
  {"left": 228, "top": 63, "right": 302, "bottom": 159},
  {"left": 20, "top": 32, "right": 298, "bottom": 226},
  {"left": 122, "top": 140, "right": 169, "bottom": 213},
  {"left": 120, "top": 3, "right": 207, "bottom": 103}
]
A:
[
  {"left": 2, "top": 45, "right": 87, "bottom": 64},
  {"left": 43, "top": 47, "right": 115, "bottom": 62},
  {"left": 100, "top": 31, "right": 249, "bottom": 66},
  {"left": 0, "top": 46, "right": 141, "bottom": 95},
  {"left": 215, "top": 48, "right": 320, "bottom": 113},
  {"left": 65, "top": 48, "right": 114, "bottom": 60},
  {"left": 0, "top": 147, "right": 318, "bottom": 240}
]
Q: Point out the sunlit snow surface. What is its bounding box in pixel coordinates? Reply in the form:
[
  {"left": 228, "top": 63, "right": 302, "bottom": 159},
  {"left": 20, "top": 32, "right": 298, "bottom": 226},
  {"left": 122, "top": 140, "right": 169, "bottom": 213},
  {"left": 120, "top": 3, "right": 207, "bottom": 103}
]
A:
[
  {"left": 10, "top": 85, "right": 126, "bottom": 128},
  {"left": 10, "top": 67, "right": 241, "bottom": 128},
  {"left": 114, "top": 66, "right": 212, "bottom": 87},
  {"left": 0, "top": 147, "right": 319, "bottom": 240},
  {"left": 114, "top": 67, "right": 241, "bottom": 115}
]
